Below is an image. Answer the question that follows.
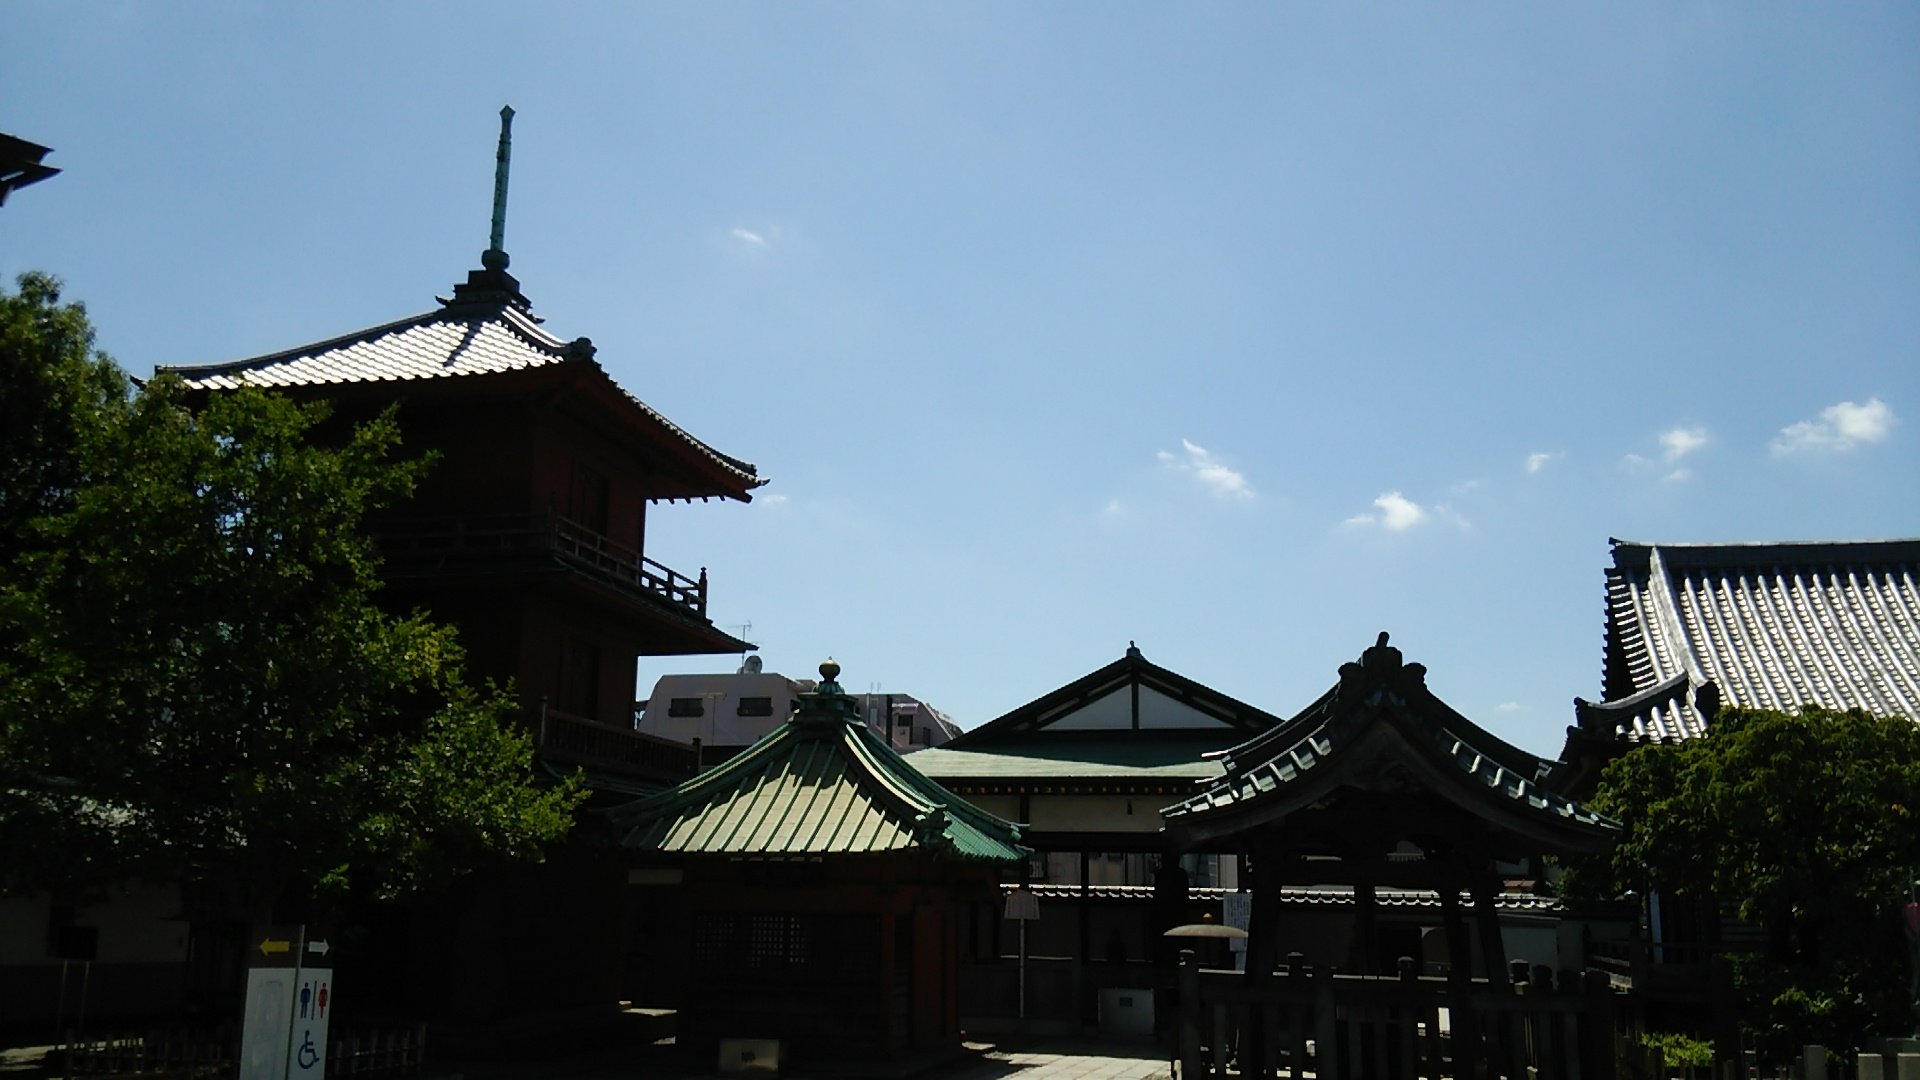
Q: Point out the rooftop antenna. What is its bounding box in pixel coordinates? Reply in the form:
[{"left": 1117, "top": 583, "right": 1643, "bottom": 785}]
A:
[{"left": 483, "top": 105, "right": 515, "bottom": 272}]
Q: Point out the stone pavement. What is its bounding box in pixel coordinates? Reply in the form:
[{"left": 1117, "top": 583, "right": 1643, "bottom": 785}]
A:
[
  {"left": 432, "top": 1036, "right": 1175, "bottom": 1080},
  {"left": 937, "top": 1038, "right": 1174, "bottom": 1080}
]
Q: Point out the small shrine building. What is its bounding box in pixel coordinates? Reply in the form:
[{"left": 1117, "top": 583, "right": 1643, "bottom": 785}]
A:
[{"left": 611, "top": 660, "right": 1027, "bottom": 1067}]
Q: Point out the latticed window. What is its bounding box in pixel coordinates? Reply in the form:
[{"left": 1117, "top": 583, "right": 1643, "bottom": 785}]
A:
[{"left": 692, "top": 913, "right": 877, "bottom": 983}]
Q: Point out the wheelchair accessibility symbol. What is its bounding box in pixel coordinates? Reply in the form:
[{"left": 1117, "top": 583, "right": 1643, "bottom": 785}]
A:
[{"left": 296, "top": 1032, "right": 320, "bottom": 1070}]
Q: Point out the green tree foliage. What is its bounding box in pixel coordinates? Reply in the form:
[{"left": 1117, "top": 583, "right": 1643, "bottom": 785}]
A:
[
  {"left": 1590, "top": 706, "right": 1920, "bottom": 1056},
  {"left": 0, "top": 273, "right": 582, "bottom": 918}
]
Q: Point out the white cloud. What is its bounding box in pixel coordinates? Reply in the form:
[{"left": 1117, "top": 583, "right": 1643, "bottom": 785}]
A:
[
  {"left": 1496, "top": 701, "right": 1522, "bottom": 713},
  {"left": 1344, "top": 491, "right": 1428, "bottom": 531},
  {"left": 729, "top": 227, "right": 768, "bottom": 247},
  {"left": 1772, "top": 397, "right": 1897, "bottom": 455},
  {"left": 1101, "top": 498, "right": 1126, "bottom": 519},
  {"left": 1622, "top": 427, "right": 1706, "bottom": 481},
  {"left": 759, "top": 493, "right": 789, "bottom": 506},
  {"left": 1660, "top": 426, "right": 1708, "bottom": 462},
  {"left": 1525, "top": 451, "right": 1560, "bottom": 474},
  {"left": 1158, "top": 439, "right": 1253, "bottom": 501}
]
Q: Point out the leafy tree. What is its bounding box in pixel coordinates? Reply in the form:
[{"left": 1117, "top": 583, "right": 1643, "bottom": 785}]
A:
[
  {"left": 0, "top": 272, "right": 582, "bottom": 920},
  {"left": 1589, "top": 706, "right": 1920, "bottom": 1056}
]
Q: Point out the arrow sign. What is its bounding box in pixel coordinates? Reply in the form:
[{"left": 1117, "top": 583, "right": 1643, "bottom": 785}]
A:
[
  {"left": 258, "top": 937, "right": 292, "bottom": 958},
  {"left": 307, "top": 939, "right": 331, "bottom": 957}
]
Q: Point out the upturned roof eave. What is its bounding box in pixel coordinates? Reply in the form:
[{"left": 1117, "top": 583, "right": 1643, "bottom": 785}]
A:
[
  {"left": 1162, "top": 636, "right": 1618, "bottom": 854},
  {"left": 158, "top": 300, "right": 764, "bottom": 501}
]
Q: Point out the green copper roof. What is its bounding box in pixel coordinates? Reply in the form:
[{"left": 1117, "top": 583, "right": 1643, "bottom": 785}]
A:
[{"left": 609, "top": 660, "right": 1027, "bottom": 863}]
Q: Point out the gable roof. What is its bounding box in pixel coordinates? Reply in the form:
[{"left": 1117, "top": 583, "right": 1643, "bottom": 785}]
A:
[
  {"left": 608, "top": 661, "right": 1026, "bottom": 863},
  {"left": 1578, "top": 538, "right": 1920, "bottom": 743},
  {"left": 156, "top": 265, "right": 764, "bottom": 501},
  {"left": 1162, "top": 634, "right": 1618, "bottom": 855},
  {"left": 948, "top": 643, "right": 1282, "bottom": 744},
  {"left": 911, "top": 644, "right": 1285, "bottom": 787}
]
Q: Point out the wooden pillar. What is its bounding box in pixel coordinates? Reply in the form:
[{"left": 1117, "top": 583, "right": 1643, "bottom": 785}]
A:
[
  {"left": 1243, "top": 839, "right": 1271, "bottom": 1079},
  {"left": 1353, "top": 880, "right": 1379, "bottom": 974},
  {"left": 1439, "top": 880, "right": 1471, "bottom": 977},
  {"left": 1468, "top": 866, "right": 1516, "bottom": 1080},
  {"left": 1467, "top": 868, "right": 1508, "bottom": 983},
  {"left": 1439, "top": 882, "right": 1481, "bottom": 1078},
  {"left": 1077, "top": 850, "right": 1092, "bottom": 1029}
]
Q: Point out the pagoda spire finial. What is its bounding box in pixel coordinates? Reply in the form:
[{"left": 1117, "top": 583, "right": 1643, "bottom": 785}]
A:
[{"left": 482, "top": 105, "right": 514, "bottom": 271}]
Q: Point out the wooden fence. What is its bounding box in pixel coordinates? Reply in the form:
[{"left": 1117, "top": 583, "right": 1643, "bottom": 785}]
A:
[{"left": 1176, "top": 953, "right": 1627, "bottom": 1079}]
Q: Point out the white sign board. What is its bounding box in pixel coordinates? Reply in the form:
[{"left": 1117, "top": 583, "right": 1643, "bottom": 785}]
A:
[
  {"left": 237, "top": 926, "right": 334, "bottom": 1080},
  {"left": 240, "top": 967, "right": 296, "bottom": 1080}
]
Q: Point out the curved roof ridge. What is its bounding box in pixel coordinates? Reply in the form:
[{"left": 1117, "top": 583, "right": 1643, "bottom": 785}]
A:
[
  {"left": 843, "top": 720, "right": 1025, "bottom": 847},
  {"left": 156, "top": 307, "right": 467, "bottom": 379},
  {"left": 1162, "top": 635, "right": 1618, "bottom": 850}
]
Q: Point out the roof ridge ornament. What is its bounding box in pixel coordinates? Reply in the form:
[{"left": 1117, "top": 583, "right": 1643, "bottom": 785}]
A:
[
  {"left": 1334, "top": 632, "right": 1428, "bottom": 706},
  {"left": 793, "top": 657, "right": 859, "bottom": 727}
]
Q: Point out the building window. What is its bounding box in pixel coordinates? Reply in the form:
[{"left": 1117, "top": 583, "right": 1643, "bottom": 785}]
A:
[
  {"left": 668, "top": 697, "right": 704, "bottom": 718},
  {"left": 737, "top": 696, "right": 773, "bottom": 717}
]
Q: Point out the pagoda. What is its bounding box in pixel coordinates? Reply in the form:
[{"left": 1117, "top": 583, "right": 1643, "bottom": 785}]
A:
[{"left": 162, "top": 107, "right": 764, "bottom": 786}]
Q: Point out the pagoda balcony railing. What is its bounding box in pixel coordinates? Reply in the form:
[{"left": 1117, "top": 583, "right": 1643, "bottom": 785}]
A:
[
  {"left": 375, "top": 511, "right": 708, "bottom": 618},
  {"left": 536, "top": 704, "right": 696, "bottom": 780}
]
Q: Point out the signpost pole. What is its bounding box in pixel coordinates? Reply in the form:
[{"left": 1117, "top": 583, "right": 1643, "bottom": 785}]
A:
[{"left": 1005, "top": 889, "right": 1039, "bottom": 1025}]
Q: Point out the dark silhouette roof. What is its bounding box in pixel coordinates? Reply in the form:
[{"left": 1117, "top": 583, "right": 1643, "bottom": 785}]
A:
[
  {"left": 0, "top": 132, "right": 59, "bottom": 206},
  {"left": 1163, "top": 634, "right": 1618, "bottom": 854}
]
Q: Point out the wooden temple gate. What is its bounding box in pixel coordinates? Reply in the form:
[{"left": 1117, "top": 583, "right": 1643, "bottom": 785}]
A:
[{"left": 1160, "top": 635, "right": 1632, "bottom": 1080}]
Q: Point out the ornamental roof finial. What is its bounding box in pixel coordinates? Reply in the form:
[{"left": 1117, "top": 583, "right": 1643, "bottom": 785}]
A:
[{"left": 482, "top": 105, "right": 514, "bottom": 272}]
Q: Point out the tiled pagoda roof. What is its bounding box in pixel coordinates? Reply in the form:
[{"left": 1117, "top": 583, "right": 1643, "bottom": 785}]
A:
[
  {"left": 1162, "top": 634, "right": 1618, "bottom": 854},
  {"left": 1580, "top": 538, "right": 1920, "bottom": 743},
  {"left": 610, "top": 661, "right": 1027, "bottom": 863},
  {"left": 157, "top": 267, "right": 763, "bottom": 500}
]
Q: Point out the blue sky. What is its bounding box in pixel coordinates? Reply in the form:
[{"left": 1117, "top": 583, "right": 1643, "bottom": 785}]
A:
[{"left": 5, "top": 4, "right": 1916, "bottom": 754}]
